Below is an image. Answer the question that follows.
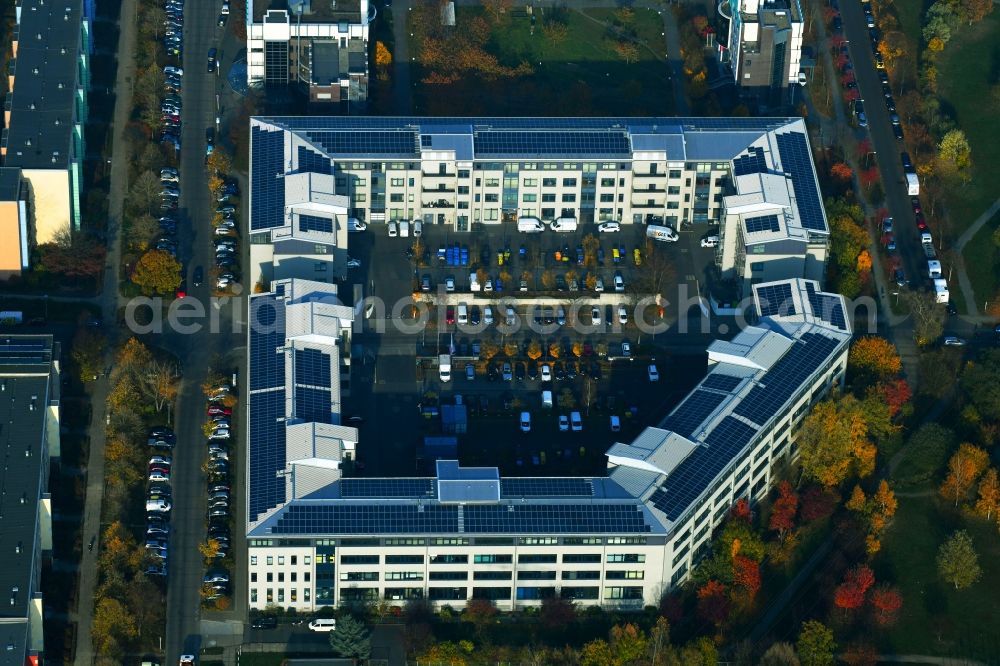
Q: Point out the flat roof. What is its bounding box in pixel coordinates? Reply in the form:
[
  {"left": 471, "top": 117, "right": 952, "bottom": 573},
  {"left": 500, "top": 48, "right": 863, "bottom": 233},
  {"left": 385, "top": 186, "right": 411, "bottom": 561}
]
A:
[
  {"left": 0, "top": 336, "right": 55, "bottom": 624},
  {"left": 252, "top": 0, "right": 362, "bottom": 24},
  {"left": 0, "top": 167, "right": 22, "bottom": 201},
  {"left": 4, "top": 0, "right": 83, "bottom": 170}
]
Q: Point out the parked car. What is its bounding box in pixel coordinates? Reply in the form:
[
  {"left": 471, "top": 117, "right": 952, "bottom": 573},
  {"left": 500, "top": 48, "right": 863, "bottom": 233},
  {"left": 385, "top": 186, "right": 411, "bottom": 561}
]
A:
[{"left": 570, "top": 412, "right": 583, "bottom": 432}]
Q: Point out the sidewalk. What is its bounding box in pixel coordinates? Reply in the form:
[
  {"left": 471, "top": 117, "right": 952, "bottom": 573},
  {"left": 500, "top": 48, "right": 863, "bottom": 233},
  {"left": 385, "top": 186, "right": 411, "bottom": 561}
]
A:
[
  {"left": 72, "top": 0, "right": 137, "bottom": 662},
  {"left": 951, "top": 196, "right": 1000, "bottom": 316}
]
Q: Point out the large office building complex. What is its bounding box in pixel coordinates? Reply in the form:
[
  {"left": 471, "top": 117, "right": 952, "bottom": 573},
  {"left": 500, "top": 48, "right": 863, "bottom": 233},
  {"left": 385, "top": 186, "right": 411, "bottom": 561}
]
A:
[
  {"left": 0, "top": 336, "right": 62, "bottom": 663},
  {"left": 718, "top": 0, "right": 804, "bottom": 110},
  {"left": 1, "top": 0, "right": 92, "bottom": 262},
  {"left": 250, "top": 116, "right": 828, "bottom": 293},
  {"left": 247, "top": 0, "right": 373, "bottom": 106},
  {"left": 245, "top": 277, "right": 850, "bottom": 610}
]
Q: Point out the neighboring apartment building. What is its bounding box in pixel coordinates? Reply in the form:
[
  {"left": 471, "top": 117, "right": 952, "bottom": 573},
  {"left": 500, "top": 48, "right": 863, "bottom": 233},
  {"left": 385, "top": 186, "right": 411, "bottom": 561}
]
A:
[
  {"left": 717, "top": 133, "right": 829, "bottom": 293},
  {"left": 718, "top": 0, "right": 803, "bottom": 110},
  {"left": 245, "top": 277, "right": 851, "bottom": 611},
  {"left": 0, "top": 168, "right": 31, "bottom": 279},
  {"left": 0, "top": 335, "right": 62, "bottom": 665},
  {"left": 249, "top": 116, "right": 828, "bottom": 294},
  {"left": 247, "top": 0, "right": 372, "bottom": 106},
  {"left": 2, "top": 0, "right": 92, "bottom": 248}
]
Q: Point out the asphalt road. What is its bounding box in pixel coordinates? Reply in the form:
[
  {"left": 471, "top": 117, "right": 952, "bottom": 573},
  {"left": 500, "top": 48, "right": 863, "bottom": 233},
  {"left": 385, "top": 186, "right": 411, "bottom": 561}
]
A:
[
  {"left": 840, "top": 0, "right": 925, "bottom": 289},
  {"left": 163, "top": 0, "right": 242, "bottom": 660}
]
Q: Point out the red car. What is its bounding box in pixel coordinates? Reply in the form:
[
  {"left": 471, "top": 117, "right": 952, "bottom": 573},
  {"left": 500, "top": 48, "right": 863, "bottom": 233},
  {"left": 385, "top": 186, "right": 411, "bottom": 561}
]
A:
[
  {"left": 915, "top": 212, "right": 927, "bottom": 230},
  {"left": 910, "top": 197, "right": 922, "bottom": 215},
  {"left": 207, "top": 405, "right": 232, "bottom": 416},
  {"left": 446, "top": 306, "right": 455, "bottom": 325}
]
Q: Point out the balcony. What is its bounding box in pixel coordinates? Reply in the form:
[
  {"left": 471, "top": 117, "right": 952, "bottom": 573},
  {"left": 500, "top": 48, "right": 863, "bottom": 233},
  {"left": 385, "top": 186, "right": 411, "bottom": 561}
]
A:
[
  {"left": 634, "top": 186, "right": 666, "bottom": 193},
  {"left": 630, "top": 201, "right": 663, "bottom": 209},
  {"left": 422, "top": 185, "right": 455, "bottom": 193},
  {"left": 423, "top": 200, "right": 455, "bottom": 209},
  {"left": 421, "top": 170, "right": 457, "bottom": 179},
  {"left": 631, "top": 171, "right": 665, "bottom": 179}
]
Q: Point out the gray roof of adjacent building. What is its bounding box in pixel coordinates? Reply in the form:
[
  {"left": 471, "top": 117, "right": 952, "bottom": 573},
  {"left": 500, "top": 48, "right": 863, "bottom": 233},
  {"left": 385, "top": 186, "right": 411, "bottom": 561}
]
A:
[
  {"left": 0, "top": 167, "right": 23, "bottom": 201},
  {"left": 0, "top": 336, "right": 55, "bottom": 629},
  {"left": 4, "top": 0, "right": 84, "bottom": 170}
]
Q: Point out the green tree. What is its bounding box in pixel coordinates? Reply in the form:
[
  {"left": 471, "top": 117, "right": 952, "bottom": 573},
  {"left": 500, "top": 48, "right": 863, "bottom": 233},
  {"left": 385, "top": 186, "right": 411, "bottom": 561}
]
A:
[
  {"left": 936, "top": 530, "right": 982, "bottom": 589},
  {"left": 131, "top": 249, "right": 183, "bottom": 295},
  {"left": 960, "top": 350, "right": 1000, "bottom": 421},
  {"left": 796, "top": 620, "right": 836, "bottom": 666},
  {"left": 938, "top": 129, "right": 972, "bottom": 171},
  {"left": 902, "top": 288, "right": 945, "bottom": 346},
  {"left": 797, "top": 395, "right": 876, "bottom": 488},
  {"left": 71, "top": 327, "right": 105, "bottom": 383},
  {"left": 328, "top": 614, "right": 371, "bottom": 660}
]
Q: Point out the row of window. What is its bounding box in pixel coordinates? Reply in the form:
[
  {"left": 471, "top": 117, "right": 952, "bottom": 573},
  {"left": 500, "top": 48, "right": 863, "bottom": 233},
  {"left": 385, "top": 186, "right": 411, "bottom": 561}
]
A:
[
  {"left": 330, "top": 161, "right": 728, "bottom": 173},
  {"left": 251, "top": 571, "right": 311, "bottom": 583},
  {"left": 250, "top": 554, "right": 310, "bottom": 566},
  {"left": 335, "top": 570, "right": 646, "bottom": 582},
  {"left": 251, "top": 587, "right": 311, "bottom": 604},
  {"left": 336, "top": 553, "right": 647, "bottom": 565},
  {"left": 258, "top": 586, "right": 646, "bottom": 603}
]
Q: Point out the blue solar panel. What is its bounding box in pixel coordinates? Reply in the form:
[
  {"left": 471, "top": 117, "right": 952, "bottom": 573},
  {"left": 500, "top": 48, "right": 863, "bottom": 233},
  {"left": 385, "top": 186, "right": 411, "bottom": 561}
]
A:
[
  {"left": 303, "top": 130, "right": 418, "bottom": 156},
  {"left": 340, "top": 478, "right": 437, "bottom": 498},
  {"left": 463, "top": 504, "right": 651, "bottom": 534},
  {"left": 701, "top": 374, "right": 742, "bottom": 392},
  {"left": 733, "top": 333, "right": 840, "bottom": 426},
  {"left": 650, "top": 416, "right": 758, "bottom": 520},
  {"left": 756, "top": 283, "right": 795, "bottom": 317},
  {"left": 249, "top": 295, "right": 286, "bottom": 391},
  {"left": 732, "top": 147, "right": 767, "bottom": 176},
  {"left": 294, "top": 348, "right": 331, "bottom": 387},
  {"left": 474, "top": 131, "right": 631, "bottom": 157},
  {"left": 251, "top": 125, "right": 286, "bottom": 231},
  {"left": 499, "top": 478, "right": 594, "bottom": 498},
  {"left": 271, "top": 504, "right": 459, "bottom": 534},
  {"left": 776, "top": 132, "right": 827, "bottom": 232},
  {"left": 295, "top": 386, "right": 332, "bottom": 424},
  {"left": 745, "top": 214, "right": 781, "bottom": 233},
  {"left": 299, "top": 215, "right": 333, "bottom": 233},
  {"left": 297, "top": 145, "right": 332, "bottom": 174},
  {"left": 805, "top": 283, "right": 848, "bottom": 330},
  {"left": 249, "top": 389, "right": 287, "bottom": 521},
  {"left": 662, "top": 390, "right": 728, "bottom": 438}
]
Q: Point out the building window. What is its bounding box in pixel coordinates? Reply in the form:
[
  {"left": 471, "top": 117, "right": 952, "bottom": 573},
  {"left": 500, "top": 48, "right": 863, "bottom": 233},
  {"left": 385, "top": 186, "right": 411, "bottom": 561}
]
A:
[
  {"left": 386, "top": 554, "right": 424, "bottom": 564},
  {"left": 266, "top": 573, "right": 273, "bottom": 583},
  {"left": 606, "top": 570, "right": 645, "bottom": 580},
  {"left": 278, "top": 573, "right": 285, "bottom": 582},
  {"left": 474, "top": 571, "right": 513, "bottom": 580},
  {"left": 563, "top": 538, "right": 602, "bottom": 545},
  {"left": 304, "top": 588, "right": 311, "bottom": 602},
  {"left": 473, "top": 554, "right": 512, "bottom": 564},
  {"left": 340, "top": 555, "right": 380, "bottom": 565},
  {"left": 291, "top": 588, "right": 297, "bottom": 602},
  {"left": 485, "top": 178, "right": 500, "bottom": 187},
  {"left": 251, "top": 556, "right": 258, "bottom": 566},
  {"left": 562, "top": 553, "right": 601, "bottom": 563},
  {"left": 291, "top": 572, "right": 297, "bottom": 582},
  {"left": 519, "top": 537, "right": 558, "bottom": 546},
  {"left": 429, "top": 571, "right": 468, "bottom": 580},
  {"left": 563, "top": 178, "right": 577, "bottom": 187},
  {"left": 390, "top": 178, "right": 404, "bottom": 186},
  {"left": 522, "top": 193, "right": 537, "bottom": 202},
  {"left": 561, "top": 193, "right": 577, "bottom": 203},
  {"left": 562, "top": 570, "right": 601, "bottom": 580},
  {"left": 517, "top": 570, "right": 557, "bottom": 580},
  {"left": 304, "top": 556, "right": 311, "bottom": 565},
  {"left": 385, "top": 572, "right": 424, "bottom": 581},
  {"left": 524, "top": 178, "right": 537, "bottom": 187},
  {"left": 542, "top": 193, "right": 556, "bottom": 202},
  {"left": 601, "top": 177, "right": 615, "bottom": 187},
  {"left": 266, "top": 556, "right": 273, "bottom": 565},
  {"left": 251, "top": 573, "right": 257, "bottom": 583},
  {"left": 606, "top": 554, "right": 646, "bottom": 563},
  {"left": 604, "top": 586, "right": 643, "bottom": 600},
  {"left": 484, "top": 209, "right": 499, "bottom": 221},
  {"left": 291, "top": 556, "right": 297, "bottom": 565},
  {"left": 561, "top": 586, "right": 599, "bottom": 600},
  {"left": 516, "top": 586, "right": 556, "bottom": 600},
  {"left": 390, "top": 193, "right": 404, "bottom": 202},
  {"left": 340, "top": 572, "right": 379, "bottom": 581},
  {"left": 430, "top": 554, "right": 469, "bottom": 564},
  {"left": 518, "top": 554, "right": 557, "bottom": 564},
  {"left": 251, "top": 588, "right": 257, "bottom": 603}
]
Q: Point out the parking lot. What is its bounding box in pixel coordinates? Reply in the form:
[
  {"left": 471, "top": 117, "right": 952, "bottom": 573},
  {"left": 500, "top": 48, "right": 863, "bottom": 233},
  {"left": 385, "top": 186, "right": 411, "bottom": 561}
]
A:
[{"left": 344, "top": 221, "right": 720, "bottom": 478}]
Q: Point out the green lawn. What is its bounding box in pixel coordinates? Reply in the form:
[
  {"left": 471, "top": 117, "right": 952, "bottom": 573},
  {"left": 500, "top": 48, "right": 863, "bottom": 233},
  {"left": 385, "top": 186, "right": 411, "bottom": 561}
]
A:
[
  {"left": 938, "top": 11, "right": 1000, "bottom": 235},
  {"left": 962, "top": 211, "right": 1000, "bottom": 310},
  {"left": 412, "top": 7, "right": 672, "bottom": 116},
  {"left": 879, "top": 494, "right": 1000, "bottom": 660}
]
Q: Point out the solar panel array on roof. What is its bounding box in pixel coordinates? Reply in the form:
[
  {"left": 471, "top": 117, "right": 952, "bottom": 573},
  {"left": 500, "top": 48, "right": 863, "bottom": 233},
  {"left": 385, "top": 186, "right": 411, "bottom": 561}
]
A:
[
  {"left": 0, "top": 338, "right": 51, "bottom": 366},
  {"left": 303, "top": 130, "right": 418, "bottom": 156},
  {"left": 271, "top": 504, "right": 459, "bottom": 534},
  {"left": 251, "top": 126, "right": 286, "bottom": 231},
  {"left": 756, "top": 283, "right": 795, "bottom": 317},
  {"left": 701, "top": 374, "right": 742, "bottom": 392},
  {"left": 805, "top": 283, "right": 848, "bottom": 331},
  {"left": 339, "top": 478, "right": 437, "bottom": 499},
  {"left": 297, "top": 146, "right": 332, "bottom": 175},
  {"left": 776, "top": 132, "right": 827, "bottom": 232},
  {"left": 662, "top": 390, "right": 727, "bottom": 438},
  {"left": 733, "top": 333, "right": 840, "bottom": 426},
  {"left": 249, "top": 390, "right": 287, "bottom": 521},
  {"left": 649, "top": 416, "right": 759, "bottom": 520},
  {"left": 249, "top": 296, "right": 286, "bottom": 391},
  {"left": 499, "top": 478, "right": 594, "bottom": 498},
  {"left": 299, "top": 215, "right": 333, "bottom": 234},
  {"left": 294, "top": 348, "right": 331, "bottom": 387},
  {"left": 463, "top": 504, "right": 652, "bottom": 534},
  {"left": 266, "top": 116, "right": 792, "bottom": 133},
  {"left": 732, "top": 146, "right": 767, "bottom": 176},
  {"left": 745, "top": 214, "right": 781, "bottom": 234},
  {"left": 474, "top": 131, "right": 631, "bottom": 157},
  {"left": 294, "top": 386, "right": 332, "bottom": 424}
]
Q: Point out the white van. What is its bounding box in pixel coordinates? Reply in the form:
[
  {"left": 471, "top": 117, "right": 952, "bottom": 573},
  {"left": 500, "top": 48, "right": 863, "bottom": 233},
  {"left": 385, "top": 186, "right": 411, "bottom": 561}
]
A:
[
  {"left": 347, "top": 217, "right": 367, "bottom": 232},
  {"left": 550, "top": 217, "right": 578, "bottom": 232},
  {"left": 387, "top": 221, "right": 398, "bottom": 237},
  {"left": 541, "top": 390, "right": 553, "bottom": 409},
  {"left": 517, "top": 217, "right": 545, "bottom": 233},
  {"left": 470, "top": 272, "right": 481, "bottom": 292},
  {"left": 647, "top": 224, "right": 679, "bottom": 242},
  {"left": 399, "top": 220, "right": 410, "bottom": 237},
  {"left": 146, "top": 499, "right": 171, "bottom": 512},
  {"left": 412, "top": 220, "right": 423, "bottom": 237},
  {"left": 927, "top": 259, "right": 942, "bottom": 278},
  {"left": 308, "top": 618, "right": 337, "bottom": 632},
  {"left": 457, "top": 303, "right": 468, "bottom": 325}
]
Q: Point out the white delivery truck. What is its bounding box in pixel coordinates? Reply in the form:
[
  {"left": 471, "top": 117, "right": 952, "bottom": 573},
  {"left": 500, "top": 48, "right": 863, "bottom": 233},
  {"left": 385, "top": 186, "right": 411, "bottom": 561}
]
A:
[
  {"left": 927, "top": 259, "right": 942, "bottom": 278},
  {"left": 517, "top": 217, "right": 545, "bottom": 233},
  {"left": 906, "top": 172, "right": 920, "bottom": 196},
  {"left": 646, "top": 224, "right": 679, "bottom": 242},
  {"left": 549, "top": 217, "right": 578, "bottom": 232},
  {"left": 439, "top": 354, "right": 452, "bottom": 382},
  {"left": 399, "top": 220, "right": 410, "bottom": 237},
  {"left": 933, "top": 278, "right": 950, "bottom": 304}
]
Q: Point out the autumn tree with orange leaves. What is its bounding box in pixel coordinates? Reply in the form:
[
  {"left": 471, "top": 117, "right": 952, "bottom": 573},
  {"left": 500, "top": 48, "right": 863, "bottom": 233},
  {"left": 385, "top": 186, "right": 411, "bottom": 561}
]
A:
[
  {"left": 834, "top": 564, "right": 875, "bottom": 612},
  {"left": 830, "top": 162, "right": 854, "bottom": 182},
  {"left": 768, "top": 481, "right": 799, "bottom": 537},
  {"left": 870, "top": 584, "right": 903, "bottom": 626},
  {"left": 697, "top": 580, "right": 730, "bottom": 626},
  {"left": 797, "top": 394, "right": 877, "bottom": 488},
  {"left": 973, "top": 468, "right": 999, "bottom": 521},
  {"left": 939, "top": 443, "right": 990, "bottom": 507},
  {"left": 849, "top": 336, "right": 902, "bottom": 381},
  {"left": 847, "top": 480, "right": 898, "bottom": 555}
]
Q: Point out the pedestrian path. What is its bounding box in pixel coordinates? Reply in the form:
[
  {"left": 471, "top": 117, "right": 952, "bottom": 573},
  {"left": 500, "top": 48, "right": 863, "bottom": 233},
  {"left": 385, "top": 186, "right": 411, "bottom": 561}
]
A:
[{"left": 951, "top": 196, "right": 1000, "bottom": 316}]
